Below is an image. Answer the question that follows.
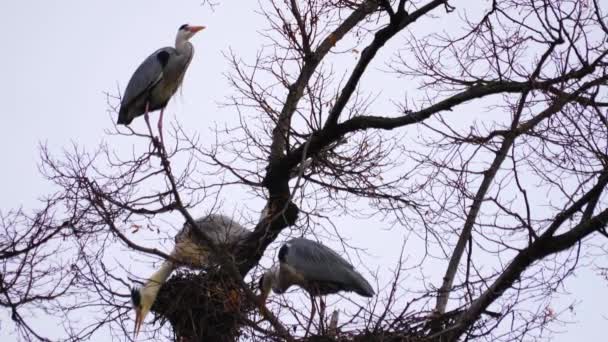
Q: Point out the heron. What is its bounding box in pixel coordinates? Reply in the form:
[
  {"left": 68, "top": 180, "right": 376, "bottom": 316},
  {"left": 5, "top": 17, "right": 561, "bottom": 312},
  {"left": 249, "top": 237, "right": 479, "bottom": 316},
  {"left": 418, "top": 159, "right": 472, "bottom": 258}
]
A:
[
  {"left": 130, "top": 214, "right": 249, "bottom": 338},
  {"left": 117, "top": 24, "right": 205, "bottom": 145},
  {"left": 259, "top": 238, "right": 374, "bottom": 335}
]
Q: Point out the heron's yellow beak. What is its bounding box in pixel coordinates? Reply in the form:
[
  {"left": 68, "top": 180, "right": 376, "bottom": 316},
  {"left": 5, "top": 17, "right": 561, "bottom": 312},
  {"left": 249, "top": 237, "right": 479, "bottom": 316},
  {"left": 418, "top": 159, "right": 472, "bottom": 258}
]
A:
[
  {"left": 257, "top": 290, "right": 272, "bottom": 318},
  {"left": 258, "top": 272, "right": 273, "bottom": 307},
  {"left": 134, "top": 308, "right": 143, "bottom": 339},
  {"left": 189, "top": 25, "right": 206, "bottom": 33}
]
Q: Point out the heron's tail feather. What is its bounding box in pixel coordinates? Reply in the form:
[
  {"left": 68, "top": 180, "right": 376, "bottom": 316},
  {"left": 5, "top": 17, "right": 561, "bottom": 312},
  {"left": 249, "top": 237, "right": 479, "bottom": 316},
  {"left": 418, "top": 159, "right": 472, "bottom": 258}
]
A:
[
  {"left": 350, "top": 271, "right": 375, "bottom": 297},
  {"left": 117, "top": 106, "right": 133, "bottom": 125}
]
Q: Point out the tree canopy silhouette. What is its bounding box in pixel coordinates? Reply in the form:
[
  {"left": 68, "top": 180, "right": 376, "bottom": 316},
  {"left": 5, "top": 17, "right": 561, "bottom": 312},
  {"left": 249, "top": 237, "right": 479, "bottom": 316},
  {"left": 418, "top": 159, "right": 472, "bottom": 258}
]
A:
[{"left": 2, "top": 0, "right": 608, "bottom": 341}]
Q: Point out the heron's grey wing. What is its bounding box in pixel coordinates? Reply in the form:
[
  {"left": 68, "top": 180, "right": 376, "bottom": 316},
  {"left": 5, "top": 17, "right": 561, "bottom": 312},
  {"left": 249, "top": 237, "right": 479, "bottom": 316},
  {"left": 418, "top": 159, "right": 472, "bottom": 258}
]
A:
[
  {"left": 283, "top": 238, "right": 374, "bottom": 296},
  {"left": 120, "top": 47, "right": 175, "bottom": 108},
  {"left": 182, "top": 214, "right": 250, "bottom": 245},
  {"left": 208, "top": 214, "right": 250, "bottom": 243}
]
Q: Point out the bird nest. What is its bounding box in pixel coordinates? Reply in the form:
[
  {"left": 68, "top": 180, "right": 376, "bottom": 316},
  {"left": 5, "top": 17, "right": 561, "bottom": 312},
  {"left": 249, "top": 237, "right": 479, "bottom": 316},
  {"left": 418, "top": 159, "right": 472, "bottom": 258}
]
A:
[
  {"left": 151, "top": 270, "right": 465, "bottom": 342},
  {"left": 152, "top": 268, "right": 254, "bottom": 342}
]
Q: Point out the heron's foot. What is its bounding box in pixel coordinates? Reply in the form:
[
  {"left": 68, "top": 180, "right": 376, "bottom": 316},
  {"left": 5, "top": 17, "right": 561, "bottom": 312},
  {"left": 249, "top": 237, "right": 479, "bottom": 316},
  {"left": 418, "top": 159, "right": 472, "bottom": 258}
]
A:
[
  {"left": 150, "top": 136, "right": 162, "bottom": 148},
  {"left": 148, "top": 138, "right": 169, "bottom": 164}
]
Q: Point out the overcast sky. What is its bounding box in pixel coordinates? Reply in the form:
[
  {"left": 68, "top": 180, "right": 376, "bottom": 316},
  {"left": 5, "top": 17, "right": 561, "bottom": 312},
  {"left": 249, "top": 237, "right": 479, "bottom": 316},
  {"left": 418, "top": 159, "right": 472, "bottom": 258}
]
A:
[{"left": 1, "top": 1, "right": 606, "bottom": 341}]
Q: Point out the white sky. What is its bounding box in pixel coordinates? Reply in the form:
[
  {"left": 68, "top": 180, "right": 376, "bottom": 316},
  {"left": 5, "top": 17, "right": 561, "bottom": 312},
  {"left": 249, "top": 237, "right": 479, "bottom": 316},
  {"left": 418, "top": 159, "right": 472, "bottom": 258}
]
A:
[{"left": 1, "top": 1, "right": 606, "bottom": 341}]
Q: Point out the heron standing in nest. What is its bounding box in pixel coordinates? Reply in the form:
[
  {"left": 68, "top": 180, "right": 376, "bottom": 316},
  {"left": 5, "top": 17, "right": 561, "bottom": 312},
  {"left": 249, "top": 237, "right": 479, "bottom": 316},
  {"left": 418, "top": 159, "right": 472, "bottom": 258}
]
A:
[{"left": 259, "top": 238, "right": 374, "bottom": 335}]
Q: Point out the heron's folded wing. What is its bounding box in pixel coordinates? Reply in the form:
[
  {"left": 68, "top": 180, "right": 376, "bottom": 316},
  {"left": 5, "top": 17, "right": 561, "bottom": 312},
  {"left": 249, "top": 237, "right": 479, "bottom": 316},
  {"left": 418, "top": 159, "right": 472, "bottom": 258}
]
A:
[
  {"left": 177, "top": 214, "right": 250, "bottom": 245},
  {"left": 285, "top": 238, "right": 374, "bottom": 296},
  {"left": 284, "top": 238, "right": 355, "bottom": 283},
  {"left": 121, "top": 47, "right": 175, "bottom": 107}
]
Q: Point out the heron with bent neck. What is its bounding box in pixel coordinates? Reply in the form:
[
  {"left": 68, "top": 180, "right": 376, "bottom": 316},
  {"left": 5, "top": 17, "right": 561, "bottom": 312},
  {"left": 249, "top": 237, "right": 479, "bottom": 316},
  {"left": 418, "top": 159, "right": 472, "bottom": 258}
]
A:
[
  {"left": 130, "top": 214, "right": 250, "bottom": 338},
  {"left": 259, "top": 238, "right": 374, "bottom": 335}
]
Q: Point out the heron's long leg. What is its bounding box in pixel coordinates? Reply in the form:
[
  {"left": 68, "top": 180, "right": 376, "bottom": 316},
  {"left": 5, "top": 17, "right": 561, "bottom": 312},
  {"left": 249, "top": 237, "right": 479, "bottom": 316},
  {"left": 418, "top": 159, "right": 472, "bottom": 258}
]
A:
[
  {"left": 157, "top": 107, "right": 165, "bottom": 149},
  {"left": 319, "top": 296, "right": 326, "bottom": 334},
  {"left": 305, "top": 295, "right": 316, "bottom": 337},
  {"left": 143, "top": 102, "right": 160, "bottom": 154},
  {"left": 144, "top": 102, "right": 153, "bottom": 136}
]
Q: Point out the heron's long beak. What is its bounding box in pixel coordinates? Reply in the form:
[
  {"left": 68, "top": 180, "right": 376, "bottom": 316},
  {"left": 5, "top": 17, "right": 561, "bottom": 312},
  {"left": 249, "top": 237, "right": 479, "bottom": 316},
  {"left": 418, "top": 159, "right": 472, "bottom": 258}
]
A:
[
  {"left": 189, "top": 25, "right": 206, "bottom": 33},
  {"left": 134, "top": 308, "right": 143, "bottom": 339},
  {"left": 257, "top": 290, "right": 272, "bottom": 318}
]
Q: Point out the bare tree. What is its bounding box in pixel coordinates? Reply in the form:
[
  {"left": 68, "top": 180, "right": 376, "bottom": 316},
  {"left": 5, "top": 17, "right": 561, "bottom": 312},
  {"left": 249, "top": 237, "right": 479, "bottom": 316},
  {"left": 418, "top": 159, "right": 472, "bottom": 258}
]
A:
[{"left": 2, "top": 0, "right": 608, "bottom": 341}]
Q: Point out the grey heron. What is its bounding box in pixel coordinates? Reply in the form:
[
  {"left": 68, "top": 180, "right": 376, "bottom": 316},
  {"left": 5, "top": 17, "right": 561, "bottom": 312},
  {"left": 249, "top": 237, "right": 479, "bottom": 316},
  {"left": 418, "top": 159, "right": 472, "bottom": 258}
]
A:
[
  {"left": 259, "top": 238, "right": 374, "bottom": 334},
  {"left": 130, "top": 214, "right": 249, "bottom": 338},
  {"left": 118, "top": 24, "right": 205, "bottom": 145}
]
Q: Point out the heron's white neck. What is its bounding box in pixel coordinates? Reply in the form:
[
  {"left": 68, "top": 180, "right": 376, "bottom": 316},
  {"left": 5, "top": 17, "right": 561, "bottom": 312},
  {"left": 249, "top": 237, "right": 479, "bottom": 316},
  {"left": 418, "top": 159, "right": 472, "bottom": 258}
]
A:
[
  {"left": 266, "top": 265, "right": 281, "bottom": 290},
  {"left": 261, "top": 265, "right": 280, "bottom": 302},
  {"left": 175, "top": 37, "right": 193, "bottom": 55},
  {"left": 142, "top": 261, "right": 174, "bottom": 301}
]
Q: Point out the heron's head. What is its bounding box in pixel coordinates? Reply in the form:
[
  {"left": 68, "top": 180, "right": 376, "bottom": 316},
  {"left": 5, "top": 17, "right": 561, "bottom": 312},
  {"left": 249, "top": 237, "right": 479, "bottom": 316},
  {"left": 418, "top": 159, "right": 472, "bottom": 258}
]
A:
[
  {"left": 130, "top": 285, "right": 158, "bottom": 339},
  {"left": 177, "top": 24, "right": 206, "bottom": 41},
  {"left": 258, "top": 266, "right": 279, "bottom": 304}
]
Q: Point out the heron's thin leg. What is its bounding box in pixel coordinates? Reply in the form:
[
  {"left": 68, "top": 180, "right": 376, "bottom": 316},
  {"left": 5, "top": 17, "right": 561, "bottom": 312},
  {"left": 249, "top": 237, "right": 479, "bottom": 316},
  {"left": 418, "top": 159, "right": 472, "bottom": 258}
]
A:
[
  {"left": 319, "top": 296, "right": 326, "bottom": 334},
  {"left": 144, "top": 103, "right": 153, "bottom": 136},
  {"left": 143, "top": 103, "right": 160, "bottom": 154},
  {"left": 305, "top": 295, "right": 316, "bottom": 337},
  {"left": 157, "top": 107, "right": 165, "bottom": 150}
]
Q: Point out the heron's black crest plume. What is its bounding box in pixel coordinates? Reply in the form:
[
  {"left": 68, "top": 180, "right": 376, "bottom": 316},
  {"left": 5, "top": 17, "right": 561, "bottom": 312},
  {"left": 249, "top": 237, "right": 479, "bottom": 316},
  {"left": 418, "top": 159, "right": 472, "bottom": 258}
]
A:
[
  {"left": 130, "top": 287, "right": 141, "bottom": 308},
  {"left": 179, "top": 24, "right": 189, "bottom": 30},
  {"left": 278, "top": 244, "right": 288, "bottom": 263}
]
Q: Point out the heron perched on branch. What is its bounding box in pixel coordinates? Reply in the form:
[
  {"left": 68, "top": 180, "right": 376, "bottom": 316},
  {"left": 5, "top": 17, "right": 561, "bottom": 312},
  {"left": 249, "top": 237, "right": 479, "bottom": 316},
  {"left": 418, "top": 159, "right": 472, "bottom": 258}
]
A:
[
  {"left": 118, "top": 24, "right": 205, "bottom": 145},
  {"left": 130, "top": 214, "right": 249, "bottom": 338},
  {"left": 259, "top": 238, "right": 374, "bottom": 334}
]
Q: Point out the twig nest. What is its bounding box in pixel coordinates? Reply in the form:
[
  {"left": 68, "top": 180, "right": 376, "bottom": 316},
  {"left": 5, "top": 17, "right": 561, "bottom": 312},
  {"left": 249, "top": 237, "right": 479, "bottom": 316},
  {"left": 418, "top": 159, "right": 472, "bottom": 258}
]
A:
[{"left": 152, "top": 269, "right": 253, "bottom": 342}]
